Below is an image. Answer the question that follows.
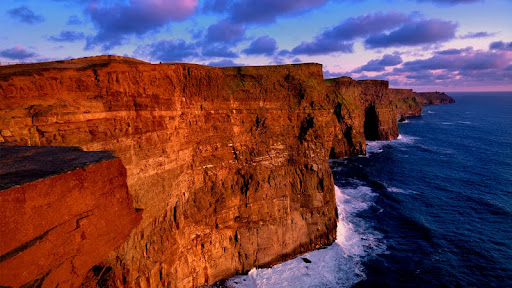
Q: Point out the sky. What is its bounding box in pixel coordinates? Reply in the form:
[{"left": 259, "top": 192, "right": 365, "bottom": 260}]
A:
[{"left": 0, "top": 0, "right": 511, "bottom": 91}]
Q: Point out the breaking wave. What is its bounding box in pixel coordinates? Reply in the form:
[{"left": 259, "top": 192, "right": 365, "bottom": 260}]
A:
[{"left": 223, "top": 185, "right": 385, "bottom": 288}]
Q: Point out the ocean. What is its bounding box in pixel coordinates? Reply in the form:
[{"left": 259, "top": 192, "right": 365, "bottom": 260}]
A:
[{"left": 224, "top": 92, "right": 512, "bottom": 288}]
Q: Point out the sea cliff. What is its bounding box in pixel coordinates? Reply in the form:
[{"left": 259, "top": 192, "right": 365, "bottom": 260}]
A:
[
  {"left": 1, "top": 56, "right": 426, "bottom": 287},
  {"left": 414, "top": 92, "right": 455, "bottom": 105}
]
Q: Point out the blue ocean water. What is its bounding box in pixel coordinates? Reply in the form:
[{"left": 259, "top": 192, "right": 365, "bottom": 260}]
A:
[
  {"left": 333, "top": 92, "right": 512, "bottom": 287},
  {"left": 225, "top": 92, "right": 512, "bottom": 288}
]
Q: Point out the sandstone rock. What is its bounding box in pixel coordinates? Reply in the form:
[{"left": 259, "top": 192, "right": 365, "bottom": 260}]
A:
[
  {"left": 325, "top": 77, "right": 422, "bottom": 158},
  {"left": 0, "top": 59, "right": 337, "bottom": 287},
  {"left": 0, "top": 145, "right": 141, "bottom": 287}
]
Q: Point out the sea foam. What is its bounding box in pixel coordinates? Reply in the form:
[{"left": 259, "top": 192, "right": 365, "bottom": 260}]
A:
[{"left": 223, "top": 185, "right": 385, "bottom": 288}]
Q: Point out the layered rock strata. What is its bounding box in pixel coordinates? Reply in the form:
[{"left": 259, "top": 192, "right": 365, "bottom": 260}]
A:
[
  {"left": 325, "top": 77, "right": 422, "bottom": 158},
  {"left": 0, "top": 145, "right": 141, "bottom": 287},
  {"left": 0, "top": 56, "right": 428, "bottom": 287},
  {"left": 0, "top": 58, "right": 338, "bottom": 287}
]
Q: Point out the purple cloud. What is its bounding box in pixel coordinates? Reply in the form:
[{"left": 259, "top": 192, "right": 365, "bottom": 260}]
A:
[
  {"left": 417, "top": 0, "right": 481, "bottom": 4},
  {"left": 229, "top": 0, "right": 328, "bottom": 23},
  {"left": 202, "top": 45, "right": 238, "bottom": 58},
  {"left": 86, "top": 0, "right": 198, "bottom": 50},
  {"left": 434, "top": 47, "right": 472, "bottom": 55},
  {"left": 205, "top": 19, "right": 245, "bottom": 43},
  {"left": 242, "top": 36, "right": 277, "bottom": 56},
  {"left": 354, "top": 54, "right": 403, "bottom": 72},
  {"left": 365, "top": 19, "right": 457, "bottom": 48},
  {"left": 291, "top": 39, "right": 353, "bottom": 55},
  {"left": 322, "top": 12, "right": 411, "bottom": 41},
  {"left": 489, "top": 41, "right": 512, "bottom": 51},
  {"left": 397, "top": 50, "right": 511, "bottom": 72},
  {"left": 208, "top": 59, "right": 243, "bottom": 67},
  {"left": 203, "top": 0, "right": 231, "bottom": 13},
  {"left": 48, "top": 31, "right": 86, "bottom": 42},
  {"left": 135, "top": 39, "right": 198, "bottom": 62},
  {"left": 288, "top": 12, "right": 411, "bottom": 56},
  {"left": 459, "top": 31, "right": 495, "bottom": 39},
  {"left": 0, "top": 46, "right": 37, "bottom": 60},
  {"left": 7, "top": 6, "right": 44, "bottom": 24}
]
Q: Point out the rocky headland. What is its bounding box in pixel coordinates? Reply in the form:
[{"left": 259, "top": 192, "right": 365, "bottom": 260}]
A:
[
  {"left": 0, "top": 56, "right": 448, "bottom": 287},
  {"left": 414, "top": 91, "right": 455, "bottom": 105}
]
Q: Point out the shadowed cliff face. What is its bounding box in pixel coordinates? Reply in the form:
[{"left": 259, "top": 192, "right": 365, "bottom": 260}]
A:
[
  {"left": 0, "top": 58, "right": 338, "bottom": 287},
  {"left": 325, "top": 77, "right": 422, "bottom": 158}
]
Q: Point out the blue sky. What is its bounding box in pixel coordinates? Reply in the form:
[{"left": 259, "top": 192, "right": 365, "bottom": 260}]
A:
[{"left": 1, "top": 0, "right": 511, "bottom": 91}]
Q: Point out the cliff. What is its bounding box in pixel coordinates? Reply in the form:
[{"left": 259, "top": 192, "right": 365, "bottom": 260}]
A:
[
  {"left": 0, "top": 56, "right": 424, "bottom": 287},
  {"left": 0, "top": 145, "right": 141, "bottom": 287},
  {"left": 0, "top": 58, "right": 338, "bottom": 287},
  {"left": 325, "top": 77, "right": 422, "bottom": 158},
  {"left": 414, "top": 92, "right": 455, "bottom": 105}
]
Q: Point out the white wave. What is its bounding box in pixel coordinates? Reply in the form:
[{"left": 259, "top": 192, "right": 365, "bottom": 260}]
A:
[
  {"left": 441, "top": 122, "right": 454, "bottom": 125},
  {"left": 387, "top": 187, "right": 419, "bottom": 194},
  {"left": 223, "top": 185, "right": 385, "bottom": 288},
  {"left": 427, "top": 111, "right": 436, "bottom": 114},
  {"left": 366, "top": 134, "right": 418, "bottom": 154},
  {"left": 457, "top": 121, "right": 472, "bottom": 124}
]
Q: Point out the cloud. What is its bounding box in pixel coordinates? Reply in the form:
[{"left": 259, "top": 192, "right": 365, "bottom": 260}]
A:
[
  {"left": 321, "top": 12, "right": 412, "bottom": 41},
  {"left": 365, "top": 19, "right": 457, "bottom": 48},
  {"left": 229, "top": 0, "right": 329, "bottom": 24},
  {"left": 397, "top": 49, "right": 511, "bottom": 72},
  {"left": 434, "top": 47, "right": 473, "bottom": 55},
  {"left": 242, "top": 36, "right": 277, "bottom": 56},
  {"left": 489, "top": 41, "right": 512, "bottom": 51},
  {"left": 203, "top": 0, "right": 231, "bottom": 13},
  {"left": 288, "top": 12, "right": 411, "bottom": 56},
  {"left": 459, "top": 31, "right": 495, "bottom": 39},
  {"left": 291, "top": 40, "right": 353, "bottom": 55},
  {"left": 67, "top": 15, "right": 82, "bottom": 25},
  {"left": 202, "top": 45, "right": 238, "bottom": 58},
  {"left": 7, "top": 6, "right": 44, "bottom": 24},
  {"left": 417, "top": 0, "right": 481, "bottom": 5},
  {"left": 135, "top": 39, "right": 198, "bottom": 62},
  {"left": 208, "top": 59, "right": 243, "bottom": 67},
  {"left": 48, "top": 31, "right": 86, "bottom": 42},
  {"left": 86, "top": 0, "right": 198, "bottom": 50},
  {"left": 0, "top": 46, "right": 37, "bottom": 60},
  {"left": 205, "top": 19, "right": 245, "bottom": 43},
  {"left": 353, "top": 53, "right": 403, "bottom": 72},
  {"left": 323, "top": 70, "right": 348, "bottom": 78}
]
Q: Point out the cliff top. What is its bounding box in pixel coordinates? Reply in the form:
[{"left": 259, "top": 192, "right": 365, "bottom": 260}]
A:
[
  {"left": 0, "top": 55, "right": 147, "bottom": 80},
  {"left": 0, "top": 55, "right": 323, "bottom": 81},
  {"left": 0, "top": 145, "right": 116, "bottom": 190}
]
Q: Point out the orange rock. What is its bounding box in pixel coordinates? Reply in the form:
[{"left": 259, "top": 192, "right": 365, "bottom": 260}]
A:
[
  {"left": 0, "top": 145, "right": 141, "bottom": 287},
  {"left": 0, "top": 58, "right": 337, "bottom": 287}
]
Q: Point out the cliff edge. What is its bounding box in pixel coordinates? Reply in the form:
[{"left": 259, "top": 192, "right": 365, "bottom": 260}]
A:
[
  {"left": 0, "top": 58, "right": 338, "bottom": 287},
  {"left": 0, "top": 145, "right": 141, "bottom": 287},
  {"left": 0, "top": 56, "right": 423, "bottom": 287}
]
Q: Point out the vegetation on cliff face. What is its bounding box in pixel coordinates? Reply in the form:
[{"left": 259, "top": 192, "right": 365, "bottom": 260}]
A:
[{"left": 0, "top": 56, "right": 424, "bottom": 287}]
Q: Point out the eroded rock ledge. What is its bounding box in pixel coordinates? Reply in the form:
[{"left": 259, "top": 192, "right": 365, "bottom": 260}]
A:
[
  {"left": 0, "top": 145, "right": 141, "bottom": 288},
  {"left": 0, "top": 56, "right": 424, "bottom": 287}
]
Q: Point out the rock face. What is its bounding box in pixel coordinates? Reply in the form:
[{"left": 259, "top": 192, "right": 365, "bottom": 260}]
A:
[
  {"left": 0, "top": 145, "right": 141, "bottom": 287},
  {"left": 0, "top": 58, "right": 338, "bottom": 287},
  {"left": 0, "top": 56, "right": 425, "bottom": 287},
  {"left": 325, "top": 77, "right": 422, "bottom": 158},
  {"left": 414, "top": 92, "right": 455, "bottom": 105}
]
